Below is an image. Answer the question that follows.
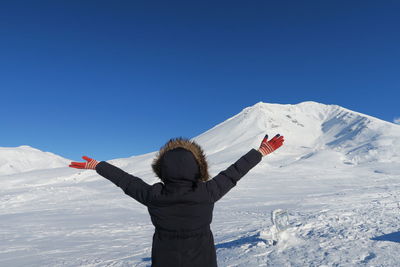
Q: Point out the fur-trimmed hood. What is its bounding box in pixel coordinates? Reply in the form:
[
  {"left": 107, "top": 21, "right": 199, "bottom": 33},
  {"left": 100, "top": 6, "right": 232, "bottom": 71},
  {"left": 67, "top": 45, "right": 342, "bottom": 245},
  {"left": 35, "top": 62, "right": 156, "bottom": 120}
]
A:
[{"left": 152, "top": 138, "right": 210, "bottom": 183}]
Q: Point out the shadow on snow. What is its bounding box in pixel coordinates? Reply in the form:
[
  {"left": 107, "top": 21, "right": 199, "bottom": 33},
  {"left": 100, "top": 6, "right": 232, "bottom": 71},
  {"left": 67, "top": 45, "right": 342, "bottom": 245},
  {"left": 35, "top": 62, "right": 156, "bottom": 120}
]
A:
[
  {"left": 371, "top": 231, "right": 400, "bottom": 243},
  {"left": 216, "top": 233, "right": 265, "bottom": 249}
]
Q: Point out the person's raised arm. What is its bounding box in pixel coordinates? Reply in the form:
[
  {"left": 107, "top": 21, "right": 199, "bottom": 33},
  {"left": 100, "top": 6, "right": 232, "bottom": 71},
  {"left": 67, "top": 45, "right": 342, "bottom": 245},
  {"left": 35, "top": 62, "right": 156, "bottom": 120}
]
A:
[
  {"left": 205, "top": 134, "right": 284, "bottom": 202},
  {"left": 69, "top": 156, "right": 152, "bottom": 206}
]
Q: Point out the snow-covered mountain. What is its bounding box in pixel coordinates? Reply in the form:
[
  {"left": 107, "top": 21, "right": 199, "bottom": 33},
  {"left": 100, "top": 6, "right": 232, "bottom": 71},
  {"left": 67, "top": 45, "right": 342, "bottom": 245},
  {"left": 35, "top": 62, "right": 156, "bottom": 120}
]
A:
[
  {"left": 195, "top": 101, "right": 400, "bottom": 165},
  {"left": 2, "top": 102, "right": 398, "bottom": 176},
  {"left": 1, "top": 102, "right": 400, "bottom": 266},
  {"left": 0, "top": 145, "right": 70, "bottom": 175},
  {"left": 111, "top": 101, "right": 400, "bottom": 179}
]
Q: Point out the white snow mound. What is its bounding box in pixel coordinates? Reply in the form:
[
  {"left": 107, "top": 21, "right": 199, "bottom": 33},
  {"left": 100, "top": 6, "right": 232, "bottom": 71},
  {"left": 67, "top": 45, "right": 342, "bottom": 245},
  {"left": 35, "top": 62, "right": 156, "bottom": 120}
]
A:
[{"left": 0, "top": 145, "right": 69, "bottom": 175}]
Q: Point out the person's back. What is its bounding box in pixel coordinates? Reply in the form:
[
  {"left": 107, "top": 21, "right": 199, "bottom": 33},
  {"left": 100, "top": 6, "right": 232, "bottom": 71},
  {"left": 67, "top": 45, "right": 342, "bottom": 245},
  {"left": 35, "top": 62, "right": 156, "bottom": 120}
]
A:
[
  {"left": 70, "top": 135, "right": 284, "bottom": 266},
  {"left": 148, "top": 144, "right": 216, "bottom": 266}
]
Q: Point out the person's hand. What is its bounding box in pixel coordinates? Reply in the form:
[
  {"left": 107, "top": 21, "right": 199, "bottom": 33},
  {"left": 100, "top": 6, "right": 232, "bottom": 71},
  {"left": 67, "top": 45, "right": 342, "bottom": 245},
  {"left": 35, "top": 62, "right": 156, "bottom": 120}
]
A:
[
  {"left": 69, "top": 156, "right": 99, "bottom": 169},
  {"left": 258, "top": 134, "right": 284, "bottom": 156}
]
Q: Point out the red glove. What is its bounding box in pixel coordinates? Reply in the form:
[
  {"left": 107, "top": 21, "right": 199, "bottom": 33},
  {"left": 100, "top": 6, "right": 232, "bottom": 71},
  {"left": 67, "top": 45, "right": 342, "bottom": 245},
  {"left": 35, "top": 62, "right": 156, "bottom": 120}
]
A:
[
  {"left": 258, "top": 134, "right": 284, "bottom": 156},
  {"left": 69, "top": 156, "right": 99, "bottom": 170}
]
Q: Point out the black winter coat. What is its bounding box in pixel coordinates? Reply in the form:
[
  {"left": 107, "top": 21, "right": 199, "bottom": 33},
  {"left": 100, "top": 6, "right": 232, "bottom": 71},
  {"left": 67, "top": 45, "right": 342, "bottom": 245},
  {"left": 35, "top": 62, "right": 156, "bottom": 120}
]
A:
[{"left": 95, "top": 144, "right": 262, "bottom": 267}]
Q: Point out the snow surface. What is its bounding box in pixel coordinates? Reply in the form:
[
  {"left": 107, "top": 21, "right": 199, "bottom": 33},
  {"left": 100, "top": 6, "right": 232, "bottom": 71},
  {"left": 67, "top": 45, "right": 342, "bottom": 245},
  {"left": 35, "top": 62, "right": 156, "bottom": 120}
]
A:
[
  {"left": 0, "top": 146, "right": 70, "bottom": 175},
  {"left": 1, "top": 101, "right": 400, "bottom": 266}
]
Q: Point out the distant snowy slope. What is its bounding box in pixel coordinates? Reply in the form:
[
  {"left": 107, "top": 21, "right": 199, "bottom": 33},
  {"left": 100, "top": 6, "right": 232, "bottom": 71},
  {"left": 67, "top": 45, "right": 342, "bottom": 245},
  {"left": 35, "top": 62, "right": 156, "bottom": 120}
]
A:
[
  {"left": 194, "top": 101, "right": 400, "bottom": 166},
  {"left": 0, "top": 146, "right": 69, "bottom": 175},
  {"left": 2, "top": 101, "right": 398, "bottom": 175}
]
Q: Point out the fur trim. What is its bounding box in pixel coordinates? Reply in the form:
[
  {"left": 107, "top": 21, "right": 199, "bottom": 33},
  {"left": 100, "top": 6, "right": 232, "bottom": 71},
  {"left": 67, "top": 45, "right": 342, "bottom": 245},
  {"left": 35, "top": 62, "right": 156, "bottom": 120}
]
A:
[{"left": 152, "top": 137, "right": 210, "bottom": 182}]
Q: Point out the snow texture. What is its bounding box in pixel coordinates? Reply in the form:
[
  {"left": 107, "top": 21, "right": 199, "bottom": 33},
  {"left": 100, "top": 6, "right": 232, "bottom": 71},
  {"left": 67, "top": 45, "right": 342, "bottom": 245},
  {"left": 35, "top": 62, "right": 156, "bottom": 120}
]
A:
[
  {"left": 1, "top": 101, "right": 400, "bottom": 266},
  {"left": 0, "top": 146, "right": 70, "bottom": 175}
]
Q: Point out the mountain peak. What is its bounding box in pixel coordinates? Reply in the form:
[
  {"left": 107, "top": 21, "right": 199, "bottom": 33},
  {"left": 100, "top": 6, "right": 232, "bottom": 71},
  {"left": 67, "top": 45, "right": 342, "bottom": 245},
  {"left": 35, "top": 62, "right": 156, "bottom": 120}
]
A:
[{"left": 195, "top": 101, "right": 400, "bottom": 165}]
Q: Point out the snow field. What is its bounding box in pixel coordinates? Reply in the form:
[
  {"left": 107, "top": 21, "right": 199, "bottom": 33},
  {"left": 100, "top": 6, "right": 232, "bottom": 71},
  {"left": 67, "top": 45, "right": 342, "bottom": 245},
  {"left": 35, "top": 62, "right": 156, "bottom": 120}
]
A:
[{"left": 1, "top": 102, "right": 400, "bottom": 266}]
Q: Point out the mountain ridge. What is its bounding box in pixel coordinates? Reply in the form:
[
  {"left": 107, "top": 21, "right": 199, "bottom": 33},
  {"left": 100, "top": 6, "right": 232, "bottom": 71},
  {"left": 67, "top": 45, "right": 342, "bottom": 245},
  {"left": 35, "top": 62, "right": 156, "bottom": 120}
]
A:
[
  {"left": 1, "top": 101, "right": 399, "bottom": 175},
  {"left": 193, "top": 101, "right": 400, "bottom": 166}
]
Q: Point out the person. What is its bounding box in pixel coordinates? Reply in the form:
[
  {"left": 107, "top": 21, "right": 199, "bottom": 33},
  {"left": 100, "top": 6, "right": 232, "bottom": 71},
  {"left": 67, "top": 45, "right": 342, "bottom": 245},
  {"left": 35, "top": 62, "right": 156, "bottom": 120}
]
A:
[{"left": 69, "top": 134, "right": 284, "bottom": 267}]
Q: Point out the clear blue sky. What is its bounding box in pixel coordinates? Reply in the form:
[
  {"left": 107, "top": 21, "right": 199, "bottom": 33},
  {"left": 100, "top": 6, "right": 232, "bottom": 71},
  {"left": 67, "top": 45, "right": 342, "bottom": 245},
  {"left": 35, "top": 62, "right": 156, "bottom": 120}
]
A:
[{"left": 1, "top": 0, "right": 399, "bottom": 160}]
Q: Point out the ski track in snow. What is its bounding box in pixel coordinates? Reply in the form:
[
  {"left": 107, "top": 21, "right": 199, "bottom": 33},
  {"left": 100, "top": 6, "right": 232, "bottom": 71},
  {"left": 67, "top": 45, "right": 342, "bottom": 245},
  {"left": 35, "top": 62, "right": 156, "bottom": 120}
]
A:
[{"left": 1, "top": 102, "right": 400, "bottom": 266}]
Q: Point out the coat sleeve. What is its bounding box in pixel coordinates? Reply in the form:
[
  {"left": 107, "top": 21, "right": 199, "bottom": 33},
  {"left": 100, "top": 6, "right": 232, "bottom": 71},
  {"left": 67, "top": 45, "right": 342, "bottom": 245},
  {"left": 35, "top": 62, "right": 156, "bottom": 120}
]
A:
[
  {"left": 95, "top": 161, "right": 151, "bottom": 206},
  {"left": 205, "top": 148, "right": 262, "bottom": 203}
]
